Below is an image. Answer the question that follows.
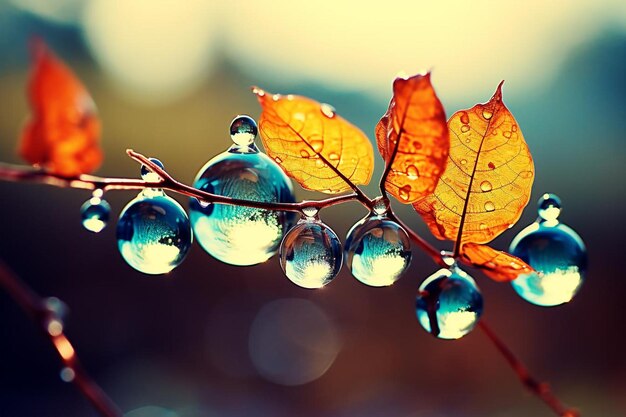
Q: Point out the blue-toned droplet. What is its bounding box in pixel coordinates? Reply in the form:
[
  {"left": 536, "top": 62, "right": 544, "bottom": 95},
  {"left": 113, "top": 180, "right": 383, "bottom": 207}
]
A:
[
  {"left": 117, "top": 194, "right": 192, "bottom": 275},
  {"left": 279, "top": 218, "right": 343, "bottom": 289},
  {"left": 80, "top": 197, "right": 111, "bottom": 233},
  {"left": 189, "top": 150, "right": 295, "bottom": 266},
  {"left": 230, "top": 115, "right": 258, "bottom": 147},
  {"left": 416, "top": 268, "right": 483, "bottom": 339},
  {"left": 344, "top": 214, "right": 411, "bottom": 287},
  {"left": 140, "top": 158, "right": 165, "bottom": 182},
  {"left": 537, "top": 193, "right": 562, "bottom": 222},
  {"left": 509, "top": 220, "right": 587, "bottom": 307}
]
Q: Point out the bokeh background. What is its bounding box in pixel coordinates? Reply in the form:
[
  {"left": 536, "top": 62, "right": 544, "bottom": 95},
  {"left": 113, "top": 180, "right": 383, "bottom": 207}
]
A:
[{"left": 0, "top": 1, "right": 625, "bottom": 416}]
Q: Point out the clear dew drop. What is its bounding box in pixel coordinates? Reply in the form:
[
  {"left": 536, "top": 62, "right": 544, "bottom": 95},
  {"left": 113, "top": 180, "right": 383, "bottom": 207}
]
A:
[
  {"left": 320, "top": 103, "right": 336, "bottom": 118},
  {"left": 460, "top": 125, "right": 470, "bottom": 133},
  {"left": 482, "top": 109, "right": 493, "bottom": 120},
  {"left": 328, "top": 153, "right": 340, "bottom": 161},
  {"left": 300, "top": 149, "right": 310, "bottom": 158},
  {"left": 406, "top": 165, "right": 419, "bottom": 180},
  {"left": 230, "top": 115, "right": 258, "bottom": 147},
  {"left": 484, "top": 201, "right": 496, "bottom": 212},
  {"left": 272, "top": 94, "right": 280, "bottom": 101},
  {"left": 398, "top": 184, "right": 411, "bottom": 201},
  {"left": 372, "top": 197, "right": 388, "bottom": 215},
  {"left": 311, "top": 140, "right": 324, "bottom": 153},
  {"left": 252, "top": 87, "right": 265, "bottom": 97},
  {"left": 537, "top": 193, "right": 562, "bottom": 222},
  {"left": 503, "top": 131, "right": 512, "bottom": 138},
  {"left": 415, "top": 267, "right": 483, "bottom": 339},
  {"left": 512, "top": 124, "right": 518, "bottom": 132},
  {"left": 316, "top": 159, "right": 325, "bottom": 168},
  {"left": 479, "top": 223, "right": 487, "bottom": 230},
  {"left": 140, "top": 157, "right": 165, "bottom": 182},
  {"left": 197, "top": 198, "right": 211, "bottom": 208},
  {"left": 480, "top": 181, "right": 492, "bottom": 192},
  {"left": 80, "top": 197, "right": 111, "bottom": 233},
  {"left": 460, "top": 159, "right": 467, "bottom": 165}
]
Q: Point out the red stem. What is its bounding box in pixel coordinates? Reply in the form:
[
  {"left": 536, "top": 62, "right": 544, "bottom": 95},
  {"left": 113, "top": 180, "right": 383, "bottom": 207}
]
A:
[
  {"left": 478, "top": 321, "right": 579, "bottom": 417},
  {"left": 0, "top": 261, "right": 122, "bottom": 417}
]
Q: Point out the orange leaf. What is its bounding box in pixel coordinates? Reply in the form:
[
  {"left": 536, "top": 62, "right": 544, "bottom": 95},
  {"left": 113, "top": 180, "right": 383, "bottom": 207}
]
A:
[
  {"left": 255, "top": 88, "right": 374, "bottom": 194},
  {"left": 413, "top": 82, "right": 534, "bottom": 245},
  {"left": 376, "top": 72, "right": 449, "bottom": 203},
  {"left": 18, "top": 40, "right": 102, "bottom": 176},
  {"left": 460, "top": 242, "right": 534, "bottom": 282}
]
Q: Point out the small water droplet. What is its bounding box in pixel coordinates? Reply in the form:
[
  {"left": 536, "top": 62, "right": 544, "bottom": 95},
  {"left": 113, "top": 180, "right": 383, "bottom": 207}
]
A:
[
  {"left": 320, "top": 103, "right": 336, "bottom": 118},
  {"left": 328, "top": 153, "right": 339, "bottom": 161},
  {"left": 460, "top": 125, "right": 470, "bottom": 133},
  {"left": 503, "top": 131, "right": 512, "bottom": 138},
  {"left": 459, "top": 112, "right": 470, "bottom": 124},
  {"left": 198, "top": 199, "right": 211, "bottom": 208},
  {"left": 92, "top": 189, "right": 104, "bottom": 199},
  {"left": 488, "top": 162, "right": 496, "bottom": 170},
  {"left": 398, "top": 185, "right": 411, "bottom": 201},
  {"left": 302, "top": 206, "right": 319, "bottom": 218},
  {"left": 286, "top": 94, "right": 294, "bottom": 101},
  {"left": 252, "top": 87, "right": 265, "bottom": 97},
  {"left": 372, "top": 197, "right": 388, "bottom": 215},
  {"left": 465, "top": 138, "right": 471, "bottom": 143},
  {"left": 141, "top": 158, "right": 165, "bottom": 182},
  {"left": 80, "top": 198, "right": 111, "bottom": 233},
  {"left": 300, "top": 149, "right": 310, "bottom": 158},
  {"left": 537, "top": 193, "right": 562, "bottom": 222},
  {"left": 520, "top": 170, "right": 533, "bottom": 179},
  {"left": 406, "top": 165, "right": 419, "bottom": 179},
  {"left": 274, "top": 156, "right": 283, "bottom": 164},
  {"left": 460, "top": 159, "right": 467, "bottom": 165},
  {"left": 484, "top": 201, "right": 495, "bottom": 212},
  {"left": 480, "top": 181, "right": 492, "bottom": 192},
  {"left": 311, "top": 140, "right": 324, "bottom": 152},
  {"left": 482, "top": 109, "right": 493, "bottom": 120},
  {"left": 479, "top": 223, "right": 487, "bottom": 230},
  {"left": 272, "top": 94, "right": 280, "bottom": 101},
  {"left": 316, "top": 159, "right": 325, "bottom": 168},
  {"left": 294, "top": 112, "right": 306, "bottom": 121},
  {"left": 512, "top": 124, "right": 518, "bottom": 132}
]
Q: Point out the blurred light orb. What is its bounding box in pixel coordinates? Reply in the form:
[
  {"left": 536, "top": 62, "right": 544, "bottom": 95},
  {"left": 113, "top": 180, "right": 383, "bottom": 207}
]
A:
[
  {"left": 279, "top": 218, "right": 343, "bottom": 289},
  {"left": 248, "top": 298, "right": 340, "bottom": 386},
  {"left": 125, "top": 406, "right": 178, "bottom": 417},
  {"left": 83, "top": 0, "right": 217, "bottom": 101},
  {"left": 415, "top": 267, "right": 483, "bottom": 339},
  {"left": 344, "top": 214, "right": 411, "bottom": 287}
]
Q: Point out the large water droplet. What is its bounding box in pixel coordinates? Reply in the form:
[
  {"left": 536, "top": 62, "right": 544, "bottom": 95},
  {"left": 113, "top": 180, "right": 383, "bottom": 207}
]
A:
[
  {"left": 480, "top": 181, "right": 492, "bottom": 192},
  {"left": 320, "top": 103, "right": 336, "bottom": 118},
  {"left": 230, "top": 115, "right": 258, "bottom": 147},
  {"left": 141, "top": 158, "right": 165, "bottom": 182},
  {"left": 482, "top": 109, "right": 493, "bottom": 120},
  {"left": 80, "top": 197, "right": 111, "bottom": 233},
  {"left": 189, "top": 151, "right": 296, "bottom": 266},
  {"left": 415, "top": 267, "right": 483, "bottom": 339},
  {"left": 279, "top": 220, "right": 343, "bottom": 289},
  {"left": 537, "top": 193, "right": 562, "bottom": 222},
  {"left": 117, "top": 194, "right": 192, "bottom": 274},
  {"left": 406, "top": 165, "right": 419, "bottom": 180},
  {"left": 484, "top": 201, "right": 495, "bottom": 212},
  {"left": 345, "top": 215, "right": 412, "bottom": 287},
  {"left": 509, "top": 218, "right": 587, "bottom": 307}
]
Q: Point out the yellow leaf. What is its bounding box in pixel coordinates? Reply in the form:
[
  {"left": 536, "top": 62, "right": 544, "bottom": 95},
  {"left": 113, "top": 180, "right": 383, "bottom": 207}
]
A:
[
  {"left": 414, "top": 82, "right": 534, "bottom": 245},
  {"left": 460, "top": 243, "right": 534, "bottom": 282},
  {"left": 376, "top": 73, "right": 449, "bottom": 203},
  {"left": 255, "top": 88, "right": 374, "bottom": 194}
]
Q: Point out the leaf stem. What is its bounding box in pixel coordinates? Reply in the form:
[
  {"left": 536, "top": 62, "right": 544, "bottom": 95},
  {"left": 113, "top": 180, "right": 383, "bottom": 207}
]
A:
[
  {"left": 478, "top": 321, "right": 579, "bottom": 417},
  {"left": 0, "top": 260, "right": 123, "bottom": 417}
]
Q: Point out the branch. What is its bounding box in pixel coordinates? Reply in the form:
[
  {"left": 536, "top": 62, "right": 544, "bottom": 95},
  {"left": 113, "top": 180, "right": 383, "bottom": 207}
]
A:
[
  {"left": 478, "top": 321, "right": 579, "bottom": 417},
  {"left": 0, "top": 260, "right": 122, "bottom": 417}
]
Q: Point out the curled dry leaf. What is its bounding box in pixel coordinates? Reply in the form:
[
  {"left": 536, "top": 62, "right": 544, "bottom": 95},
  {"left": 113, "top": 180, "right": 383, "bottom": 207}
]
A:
[
  {"left": 254, "top": 88, "right": 374, "bottom": 194},
  {"left": 19, "top": 40, "right": 102, "bottom": 177},
  {"left": 376, "top": 72, "right": 449, "bottom": 203},
  {"left": 460, "top": 242, "right": 534, "bottom": 282},
  {"left": 414, "top": 82, "right": 534, "bottom": 245}
]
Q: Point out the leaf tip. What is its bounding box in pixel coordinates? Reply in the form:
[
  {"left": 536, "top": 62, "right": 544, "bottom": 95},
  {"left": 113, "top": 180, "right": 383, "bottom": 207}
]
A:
[
  {"left": 251, "top": 85, "right": 267, "bottom": 101},
  {"left": 493, "top": 80, "right": 505, "bottom": 101}
]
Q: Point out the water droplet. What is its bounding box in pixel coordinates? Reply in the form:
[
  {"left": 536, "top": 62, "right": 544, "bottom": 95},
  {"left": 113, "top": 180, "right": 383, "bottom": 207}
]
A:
[
  {"left": 345, "top": 215, "right": 412, "bottom": 287},
  {"left": 480, "top": 181, "right": 492, "bottom": 192},
  {"left": 520, "top": 170, "right": 533, "bottom": 179},
  {"left": 484, "top": 201, "right": 495, "bottom": 212},
  {"left": 398, "top": 184, "right": 411, "bottom": 201},
  {"left": 279, "top": 221, "right": 343, "bottom": 289},
  {"left": 320, "top": 103, "right": 336, "bottom": 118},
  {"left": 80, "top": 198, "right": 111, "bottom": 233},
  {"left": 118, "top": 194, "right": 192, "bottom": 274},
  {"left": 272, "top": 94, "right": 280, "bottom": 101},
  {"left": 459, "top": 111, "right": 470, "bottom": 124},
  {"left": 479, "top": 223, "right": 487, "bottom": 230},
  {"left": 512, "top": 124, "right": 518, "bottom": 132},
  {"left": 310, "top": 140, "right": 324, "bottom": 153},
  {"left": 315, "top": 159, "right": 325, "bottom": 168},
  {"left": 416, "top": 268, "right": 483, "bottom": 339},
  {"left": 328, "top": 153, "right": 339, "bottom": 161},
  {"left": 302, "top": 206, "right": 319, "bottom": 219},
  {"left": 503, "top": 131, "right": 512, "bottom": 138},
  {"left": 60, "top": 367, "right": 75, "bottom": 382},
  {"left": 293, "top": 112, "right": 306, "bottom": 122},
  {"left": 406, "top": 165, "right": 419, "bottom": 180},
  {"left": 252, "top": 87, "right": 265, "bottom": 97},
  {"left": 509, "top": 216, "right": 586, "bottom": 306},
  {"left": 230, "top": 115, "right": 258, "bottom": 147},
  {"left": 300, "top": 149, "right": 310, "bottom": 158},
  {"left": 460, "top": 125, "right": 470, "bottom": 133},
  {"left": 488, "top": 162, "right": 496, "bottom": 170},
  {"left": 460, "top": 159, "right": 467, "bottom": 165},
  {"left": 482, "top": 109, "right": 493, "bottom": 120},
  {"left": 372, "top": 197, "right": 388, "bottom": 215},
  {"left": 537, "top": 193, "right": 562, "bottom": 222},
  {"left": 189, "top": 151, "right": 296, "bottom": 266},
  {"left": 286, "top": 94, "right": 294, "bottom": 101},
  {"left": 141, "top": 158, "right": 165, "bottom": 182},
  {"left": 197, "top": 198, "right": 211, "bottom": 208},
  {"left": 274, "top": 156, "right": 283, "bottom": 164},
  {"left": 465, "top": 138, "right": 471, "bottom": 143},
  {"left": 92, "top": 189, "right": 104, "bottom": 199}
]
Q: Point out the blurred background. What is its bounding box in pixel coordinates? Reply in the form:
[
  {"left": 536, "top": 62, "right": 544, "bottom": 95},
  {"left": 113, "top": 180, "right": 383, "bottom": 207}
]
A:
[{"left": 0, "top": 1, "right": 625, "bottom": 416}]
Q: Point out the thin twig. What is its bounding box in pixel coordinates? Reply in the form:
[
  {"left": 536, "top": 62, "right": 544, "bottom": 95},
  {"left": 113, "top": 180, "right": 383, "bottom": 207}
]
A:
[
  {"left": 0, "top": 260, "right": 123, "bottom": 417},
  {"left": 478, "top": 321, "right": 579, "bottom": 417}
]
